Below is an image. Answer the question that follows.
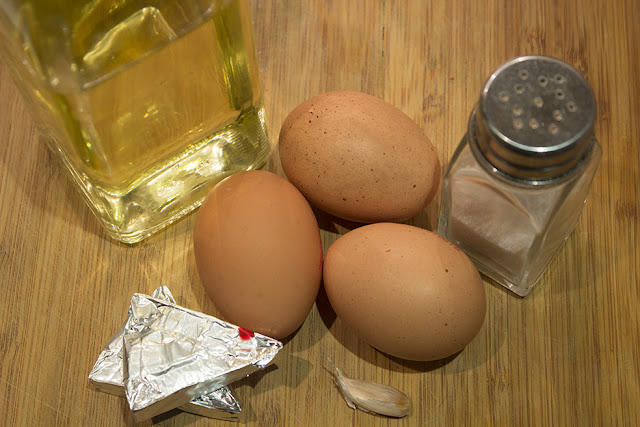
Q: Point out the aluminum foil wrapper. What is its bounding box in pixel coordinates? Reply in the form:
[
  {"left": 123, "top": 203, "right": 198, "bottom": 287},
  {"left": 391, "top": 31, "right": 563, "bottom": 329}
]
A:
[
  {"left": 89, "top": 286, "right": 253, "bottom": 421},
  {"left": 123, "top": 292, "right": 282, "bottom": 421},
  {"left": 90, "top": 287, "right": 180, "bottom": 396}
]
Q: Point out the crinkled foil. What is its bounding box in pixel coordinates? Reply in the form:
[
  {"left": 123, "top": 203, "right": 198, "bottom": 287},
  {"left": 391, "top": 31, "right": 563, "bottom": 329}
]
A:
[
  {"left": 123, "top": 292, "right": 282, "bottom": 421},
  {"left": 90, "top": 287, "right": 179, "bottom": 396},
  {"left": 89, "top": 286, "right": 244, "bottom": 421}
]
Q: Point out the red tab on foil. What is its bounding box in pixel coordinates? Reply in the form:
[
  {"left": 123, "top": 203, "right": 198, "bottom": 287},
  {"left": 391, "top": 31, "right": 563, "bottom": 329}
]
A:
[{"left": 238, "top": 327, "right": 254, "bottom": 340}]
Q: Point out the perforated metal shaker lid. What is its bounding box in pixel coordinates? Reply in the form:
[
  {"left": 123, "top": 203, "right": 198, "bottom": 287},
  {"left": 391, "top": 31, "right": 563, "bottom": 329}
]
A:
[{"left": 474, "top": 56, "right": 596, "bottom": 182}]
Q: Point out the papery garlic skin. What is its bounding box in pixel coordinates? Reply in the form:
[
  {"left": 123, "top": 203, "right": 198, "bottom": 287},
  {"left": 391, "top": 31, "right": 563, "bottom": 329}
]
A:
[{"left": 329, "top": 360, "right": 410, "bottom": 418}]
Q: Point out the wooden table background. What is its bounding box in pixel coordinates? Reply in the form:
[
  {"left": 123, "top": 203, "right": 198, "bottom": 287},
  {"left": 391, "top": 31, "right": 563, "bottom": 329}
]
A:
[{"left": 1, "top": 0, "right": 638, "bottom": 425}]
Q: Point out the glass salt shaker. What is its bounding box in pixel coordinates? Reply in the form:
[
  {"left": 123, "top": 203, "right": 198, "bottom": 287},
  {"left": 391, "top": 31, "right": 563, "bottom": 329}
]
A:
[{"left": 437, "top": 56, "right": 601, "bottom": 297}]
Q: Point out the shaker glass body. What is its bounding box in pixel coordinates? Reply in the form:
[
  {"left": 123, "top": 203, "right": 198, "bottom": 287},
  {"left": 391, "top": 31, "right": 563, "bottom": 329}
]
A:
[
  {"left": 0, "top": 0, "right": 269, "bottom": 243},
  {"left": 438, "top": 119, "right": 601, "bottom": 296},
  {"left": 438, "top": 56, "right": 602, "bottom": 296}
]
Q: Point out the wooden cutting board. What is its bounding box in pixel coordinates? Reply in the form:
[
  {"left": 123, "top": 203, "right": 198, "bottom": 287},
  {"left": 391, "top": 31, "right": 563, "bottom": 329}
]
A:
[{"left": 1, "top": 0, "right": 638, "bottom": 425}]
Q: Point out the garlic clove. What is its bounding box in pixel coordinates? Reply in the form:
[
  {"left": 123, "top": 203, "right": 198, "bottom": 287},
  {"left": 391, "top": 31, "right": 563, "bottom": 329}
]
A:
[{"left": 328, "top": 359, "right": 410, "bottom": 418}]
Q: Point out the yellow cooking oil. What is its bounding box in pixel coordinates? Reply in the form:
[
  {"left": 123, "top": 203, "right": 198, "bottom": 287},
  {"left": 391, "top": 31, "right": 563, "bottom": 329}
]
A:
[{"left": 4, "top": 0, "right": 269, "bottom": 243}]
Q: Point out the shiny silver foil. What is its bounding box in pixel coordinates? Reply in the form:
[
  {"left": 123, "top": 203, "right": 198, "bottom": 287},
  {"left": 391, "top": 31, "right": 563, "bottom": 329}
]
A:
[
  {"left": 89, "top": 287, "right": 183, "bottom": 396},
  {"left": 89, "top": 286, "right": 255, "bottom": 421},
  {"left": 123, "top": 292, "right": 282, "bottom": 421}
]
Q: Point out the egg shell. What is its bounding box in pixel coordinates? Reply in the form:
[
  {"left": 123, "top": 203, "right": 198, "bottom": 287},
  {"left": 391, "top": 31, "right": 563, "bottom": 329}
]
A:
[
  {"left": 279, "top": 90, "right": 441, "bottom": 223},
  {"left": 323, "top": 223, "right": 486, "bottom": 361},
  {"left": 193, "top": 170, "right": 323, "bottom": 340}
]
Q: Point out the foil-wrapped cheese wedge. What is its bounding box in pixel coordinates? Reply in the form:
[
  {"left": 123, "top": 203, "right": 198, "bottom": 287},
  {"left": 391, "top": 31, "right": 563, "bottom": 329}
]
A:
[
  {"left": 89, "top": 286, "right": 282, "bottom": 421},
  {"left": 122, "top": 292, "right": 282, "bottom": 421},
  {"left": 89, "top": 286, "right": 242, "bottom": 420}
]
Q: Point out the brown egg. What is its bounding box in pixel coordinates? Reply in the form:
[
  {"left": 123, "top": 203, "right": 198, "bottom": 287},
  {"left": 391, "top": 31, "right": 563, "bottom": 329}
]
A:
[
  {"left": 279, "top": 90, "right": 441, "bottom": 223},
  {"left": 323, "top": 223, "right": 485, "bottom": 361},
  {"left": 193, "top": 170, "right": 323, "bottom": 339}
]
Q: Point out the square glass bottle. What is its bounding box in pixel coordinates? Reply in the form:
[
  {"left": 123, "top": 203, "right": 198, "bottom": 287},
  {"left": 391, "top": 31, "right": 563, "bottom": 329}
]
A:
[{"left": 0, "top": 0, "right": 270, "bottom": 243}]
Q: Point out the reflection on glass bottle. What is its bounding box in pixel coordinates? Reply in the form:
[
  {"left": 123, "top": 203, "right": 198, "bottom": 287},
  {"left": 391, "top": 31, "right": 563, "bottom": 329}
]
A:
[{"left": 0, "top": 0, "right": 270, "bottom": 243}]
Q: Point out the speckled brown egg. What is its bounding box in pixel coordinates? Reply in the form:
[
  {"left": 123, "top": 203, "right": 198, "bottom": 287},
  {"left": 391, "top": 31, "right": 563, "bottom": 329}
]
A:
[
  {"left": 193, "top": 170, "right": 323, "bottom": 340},
  {"left": 279, "top": 91, "right": 441, "bottom": 223},
  {"left": 323, "top": 223, "right": 485, "bottom": 361}
]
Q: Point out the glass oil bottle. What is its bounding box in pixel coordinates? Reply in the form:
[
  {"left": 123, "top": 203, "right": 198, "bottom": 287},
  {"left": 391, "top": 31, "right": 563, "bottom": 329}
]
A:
[{"left": 0, "top": 0, "right": 270, "bottom": 243}]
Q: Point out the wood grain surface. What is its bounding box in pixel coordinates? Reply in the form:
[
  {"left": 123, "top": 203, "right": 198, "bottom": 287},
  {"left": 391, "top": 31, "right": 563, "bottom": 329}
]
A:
[{"left": 1, "top": 0, "right": 639, "bottom": 425}]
